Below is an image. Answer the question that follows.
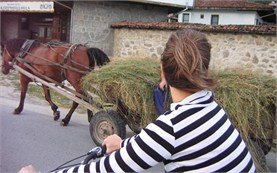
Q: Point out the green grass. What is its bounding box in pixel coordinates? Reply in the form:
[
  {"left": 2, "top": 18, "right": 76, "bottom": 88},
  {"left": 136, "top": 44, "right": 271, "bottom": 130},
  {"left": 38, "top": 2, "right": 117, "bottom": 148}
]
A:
[{"left": 1, "top": 71, "right": 87, "bottom": 113}]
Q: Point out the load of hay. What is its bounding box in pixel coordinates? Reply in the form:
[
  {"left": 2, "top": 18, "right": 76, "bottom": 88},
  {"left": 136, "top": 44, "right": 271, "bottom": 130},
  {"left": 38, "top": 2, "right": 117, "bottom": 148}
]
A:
[
  {"left": 215, "top": 70, "right": 276, "bottom": 145},
  {"left": 214, "top": 70, "right": 276, "bottom": 172},
  {"left": 82, "top": 58, "right": 161, "bottom": 132},
  {"left": 82, "top": 58, "right": 276, "bottom": 171}
]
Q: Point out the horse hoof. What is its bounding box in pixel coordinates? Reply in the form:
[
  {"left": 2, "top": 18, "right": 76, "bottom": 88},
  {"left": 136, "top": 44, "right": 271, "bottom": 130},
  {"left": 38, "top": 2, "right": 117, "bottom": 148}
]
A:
[
  {"left": 54, "top": 115, "right": 60, "bottom": 121},
  {"left": 53, "top": 111, "right": 60, "bottom": 121},
  {"left": 60, "top": 120, "right": 68, "bottom": 126},
  {"left": 13, "top": 109, "right": 22, "bottom": 114}
]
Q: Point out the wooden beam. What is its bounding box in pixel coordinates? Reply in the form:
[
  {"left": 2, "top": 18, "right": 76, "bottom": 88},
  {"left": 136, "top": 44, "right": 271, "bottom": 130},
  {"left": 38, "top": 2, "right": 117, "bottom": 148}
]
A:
[{"left": 13, "top": 64, "right": 100, "bottom": 113}]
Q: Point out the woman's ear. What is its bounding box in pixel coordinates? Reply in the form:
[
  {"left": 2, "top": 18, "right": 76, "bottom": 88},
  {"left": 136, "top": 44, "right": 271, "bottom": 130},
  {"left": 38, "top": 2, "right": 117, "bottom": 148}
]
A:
[{"left": 159, "top": 65, "right": 167, "bottom": 90}]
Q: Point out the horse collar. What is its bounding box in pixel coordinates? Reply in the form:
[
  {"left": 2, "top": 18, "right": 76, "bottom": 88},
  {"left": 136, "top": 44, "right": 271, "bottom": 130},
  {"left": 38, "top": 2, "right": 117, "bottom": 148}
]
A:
[{"left": 18, "top": 39, "right": 35, "bottom": 59}]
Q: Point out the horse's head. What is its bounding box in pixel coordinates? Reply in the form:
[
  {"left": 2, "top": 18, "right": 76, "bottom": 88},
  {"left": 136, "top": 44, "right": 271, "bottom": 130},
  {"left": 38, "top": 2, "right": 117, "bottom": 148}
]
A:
[
  {"left": 1, "top": 45, "right": 15, "bottom": 75},
  {"left": 1, "top": 39, "right": 25, "bottom": 75}
]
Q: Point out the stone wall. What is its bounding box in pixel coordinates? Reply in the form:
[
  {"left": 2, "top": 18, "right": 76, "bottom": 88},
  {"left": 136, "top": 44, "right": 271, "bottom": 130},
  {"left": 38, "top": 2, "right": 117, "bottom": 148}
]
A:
[
  {"left": 113, "top": 28, "right": 277, "bottom": 77},
  {"left": 71, "top": 1, "right": 171, "bottom": 55}
]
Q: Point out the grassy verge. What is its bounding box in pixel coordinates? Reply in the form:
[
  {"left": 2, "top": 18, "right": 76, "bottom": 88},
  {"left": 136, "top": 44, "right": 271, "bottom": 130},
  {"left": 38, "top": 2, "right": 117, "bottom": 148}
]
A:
[{"left": 0, "top": 71, "right": 87, "bottom": 113}]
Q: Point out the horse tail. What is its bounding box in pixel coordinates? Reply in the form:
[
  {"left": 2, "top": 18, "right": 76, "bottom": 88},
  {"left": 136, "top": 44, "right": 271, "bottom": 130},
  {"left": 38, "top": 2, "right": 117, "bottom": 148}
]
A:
[{"left": 87, "top": 47, "right": 110, "bottom": 68}]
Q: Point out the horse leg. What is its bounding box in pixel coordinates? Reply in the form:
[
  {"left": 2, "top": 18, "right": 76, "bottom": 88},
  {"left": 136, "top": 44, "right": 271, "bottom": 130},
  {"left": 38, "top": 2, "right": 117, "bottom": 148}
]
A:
[
  {"left": 87, "top": 109, "right": 93, "bottom": 122},
  {"left": 60, "top": 89, "right": 91, "bottom": 126},
  {"left": 84, "top": 91, "right": 93, "bottom": 122},
  {"left": 42, "top": 85, "right": 60, "bottom": 121},
  {"left": 60, "top": 101, "right": 79, "bottom": 126},
  {"left": 14, "top": 75, "right": 31, "bottom": 114}
]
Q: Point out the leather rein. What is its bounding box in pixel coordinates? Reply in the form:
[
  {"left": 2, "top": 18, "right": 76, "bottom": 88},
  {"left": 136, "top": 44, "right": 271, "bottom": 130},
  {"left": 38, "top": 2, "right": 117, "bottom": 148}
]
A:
[
  {"left": 5, "top": 41, "right": 92, "bottom": 75},
  {"left": 3, "top": 42, "right": 93, "bottom": 102}
]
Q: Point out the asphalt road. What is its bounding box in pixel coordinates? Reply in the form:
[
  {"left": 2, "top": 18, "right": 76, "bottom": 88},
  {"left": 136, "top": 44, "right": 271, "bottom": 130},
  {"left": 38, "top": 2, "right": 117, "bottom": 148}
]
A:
[
  {"left": 0, "top": 98, "right": 95, "bottom": 173},
  {"left": 0, "top": 78, "right": 275, "bottom": 173},
  {"left": 0, "top": 94, "right": 164, "bottom": 173}
]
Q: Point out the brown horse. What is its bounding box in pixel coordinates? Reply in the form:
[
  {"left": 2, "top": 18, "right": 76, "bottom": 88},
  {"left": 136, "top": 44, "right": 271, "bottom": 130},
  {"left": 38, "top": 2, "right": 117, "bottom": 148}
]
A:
[{"left": 1, "top": 38, "right": 110, "bottom": 126}]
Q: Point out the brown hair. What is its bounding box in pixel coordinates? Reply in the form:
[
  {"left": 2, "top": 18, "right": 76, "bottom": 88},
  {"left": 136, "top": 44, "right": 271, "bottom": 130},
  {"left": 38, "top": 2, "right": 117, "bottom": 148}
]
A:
[{"left": 161, "top": 29, "right": 216, "bottom": 93}]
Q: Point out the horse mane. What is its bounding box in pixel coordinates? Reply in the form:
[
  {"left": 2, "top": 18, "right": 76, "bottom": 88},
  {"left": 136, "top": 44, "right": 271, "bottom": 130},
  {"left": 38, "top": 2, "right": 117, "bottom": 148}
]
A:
[
  {"left": 5, "top": 38, "right": 26, "bottom": 55},
  {"left": 87, "top": 47, "right": 110, "bottom": 68},
  {"left": 46, "top": 40, "right": 68, "bottom": 46},
  {"left": 5, "top": 38, "right": 40, "bottom": 56}
]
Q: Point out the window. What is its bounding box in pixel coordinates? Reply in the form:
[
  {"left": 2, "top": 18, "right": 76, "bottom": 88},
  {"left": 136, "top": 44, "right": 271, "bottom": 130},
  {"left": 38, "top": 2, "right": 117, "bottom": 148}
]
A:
[
  {"left": 211, "top": 15, "right": 219, "bottom": 26},
  {"left": 46, "top": 27, "right": 52, "bottom": 38},
  {"left": 38, "top": 27, "right": 45, "bottom": 38},
  {"left": 200, "top": 14, "right": 204, "bottom": 19},
  {"left": 21, "top": 17, "right": 29, "bottom": 30},
  {"left": 183, "top": 13, "right": 190, "bottom": 23},
  {"left": 255, "top": 19, "right": 262, "bottom": 25},
  {"left": 37, "top": 26, "right": 52, "bottom": 38}
]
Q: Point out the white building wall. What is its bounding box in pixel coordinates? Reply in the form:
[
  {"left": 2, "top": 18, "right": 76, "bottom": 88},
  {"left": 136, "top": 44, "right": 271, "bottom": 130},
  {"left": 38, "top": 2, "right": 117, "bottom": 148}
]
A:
[
  {"left": 178, "top": 10, "right": 258, "bottom": 25},
  {"left": 131, "top": 0, "right": 194, "bottom": 7}
]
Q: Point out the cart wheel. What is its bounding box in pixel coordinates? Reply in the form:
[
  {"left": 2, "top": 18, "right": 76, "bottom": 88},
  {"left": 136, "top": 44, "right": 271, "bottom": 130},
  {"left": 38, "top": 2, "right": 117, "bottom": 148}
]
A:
[{"left": 89, "top": 110, "right": 126, "bottom": 146}]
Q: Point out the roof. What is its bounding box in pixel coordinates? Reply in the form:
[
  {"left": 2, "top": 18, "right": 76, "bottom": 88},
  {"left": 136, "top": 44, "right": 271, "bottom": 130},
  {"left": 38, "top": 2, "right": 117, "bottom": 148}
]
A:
[
  {"left": 71, "top": 0, "right": 189, "bottom": 8},
  {"left": 111, "top": 21, "right": 277, "bottom": 35},
  {"left": 0, "top": 0, "right": 52, "bottom": 1},
  {"left": 126, "top": 0, "right": 191, "bottom": 8},
  {"left": 194, "top": 0, "right": 273, "bottom": 10}
]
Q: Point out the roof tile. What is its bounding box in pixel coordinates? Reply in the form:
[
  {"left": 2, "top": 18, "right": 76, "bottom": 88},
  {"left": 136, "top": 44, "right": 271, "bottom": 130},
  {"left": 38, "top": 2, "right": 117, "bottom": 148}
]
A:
[
  {"left": 194, "top": 0, "right": 273, "bottom": 10},
  {"left": 111, "top": 21, "right": 277, "bottom": 35}
]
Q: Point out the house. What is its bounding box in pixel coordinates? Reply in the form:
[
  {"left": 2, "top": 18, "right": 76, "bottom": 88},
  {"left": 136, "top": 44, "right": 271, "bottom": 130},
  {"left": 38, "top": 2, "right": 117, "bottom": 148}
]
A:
[
  {"left": 1, "top": 0, "right": 185, "bottom": 55},
  {"left": 69, "top": 1, "right": 185, "bottom": 55},
  {"left": 0, "top": 0, "right": 72, "bottom": 43},
  {"left": 177, "top": 0, "right": 275, "bottom": 25}
]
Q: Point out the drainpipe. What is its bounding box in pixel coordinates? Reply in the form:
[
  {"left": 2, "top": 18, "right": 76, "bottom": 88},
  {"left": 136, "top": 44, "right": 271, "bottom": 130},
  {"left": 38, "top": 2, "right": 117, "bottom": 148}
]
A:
[
  {"left": 53, "top": 0, "right": 72, "bottom": 10},
  {"left": 177, "top": 5, "right": 189, "bottom": 15},
  {"left": 69, "top": 8, "right": 73, "bottom": 43},
  {"left": 168, "top": 2, "right": 189, "bottom": 23}
]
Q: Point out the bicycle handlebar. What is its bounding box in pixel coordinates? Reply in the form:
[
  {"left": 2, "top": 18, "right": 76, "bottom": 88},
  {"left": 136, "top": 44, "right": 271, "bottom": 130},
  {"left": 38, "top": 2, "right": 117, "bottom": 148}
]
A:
[
  {"left": 82, "top": 145, "right": 106, "bottom": 164},
  {"left": 51, "top": 145, "right": 107, "bottom": 172}
]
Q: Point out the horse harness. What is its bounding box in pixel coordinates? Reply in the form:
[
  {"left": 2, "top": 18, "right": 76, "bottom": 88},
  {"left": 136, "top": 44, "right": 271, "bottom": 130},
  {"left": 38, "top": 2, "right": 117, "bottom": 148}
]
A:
[
  {"left": 12, "top": 39, "right": 90, "bottom": 74},
  {"left": 5, "top": 39, "right": 91, "bottom": 102},
  {"left": 17, "top": 39, "right": 35, "bottom": 59}
]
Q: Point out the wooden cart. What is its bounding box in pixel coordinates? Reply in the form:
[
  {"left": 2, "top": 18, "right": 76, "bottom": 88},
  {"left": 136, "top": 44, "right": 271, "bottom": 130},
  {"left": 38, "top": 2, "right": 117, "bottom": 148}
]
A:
[{"left": 12, "top": 64, "right": 128, "bottom": 146}]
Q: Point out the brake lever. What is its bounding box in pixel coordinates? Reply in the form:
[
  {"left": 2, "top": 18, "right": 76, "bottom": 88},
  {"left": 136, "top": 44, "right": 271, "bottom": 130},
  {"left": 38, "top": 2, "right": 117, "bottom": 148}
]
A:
[{"left": 81, "top": 145, "right": 106, "bottom": 165}]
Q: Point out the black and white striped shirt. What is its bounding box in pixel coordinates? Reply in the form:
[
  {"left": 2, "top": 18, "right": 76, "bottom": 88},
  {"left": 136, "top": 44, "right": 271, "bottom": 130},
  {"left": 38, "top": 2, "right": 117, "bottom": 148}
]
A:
[{"left": 57, "top": 90, "right": 255, "bottom": 173}]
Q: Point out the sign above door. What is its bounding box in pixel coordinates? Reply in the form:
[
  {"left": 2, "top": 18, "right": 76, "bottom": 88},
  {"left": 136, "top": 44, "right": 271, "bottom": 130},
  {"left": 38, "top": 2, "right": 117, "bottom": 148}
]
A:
[{"left": 0, "top": 1, "right": 54, "bottom": 12}]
